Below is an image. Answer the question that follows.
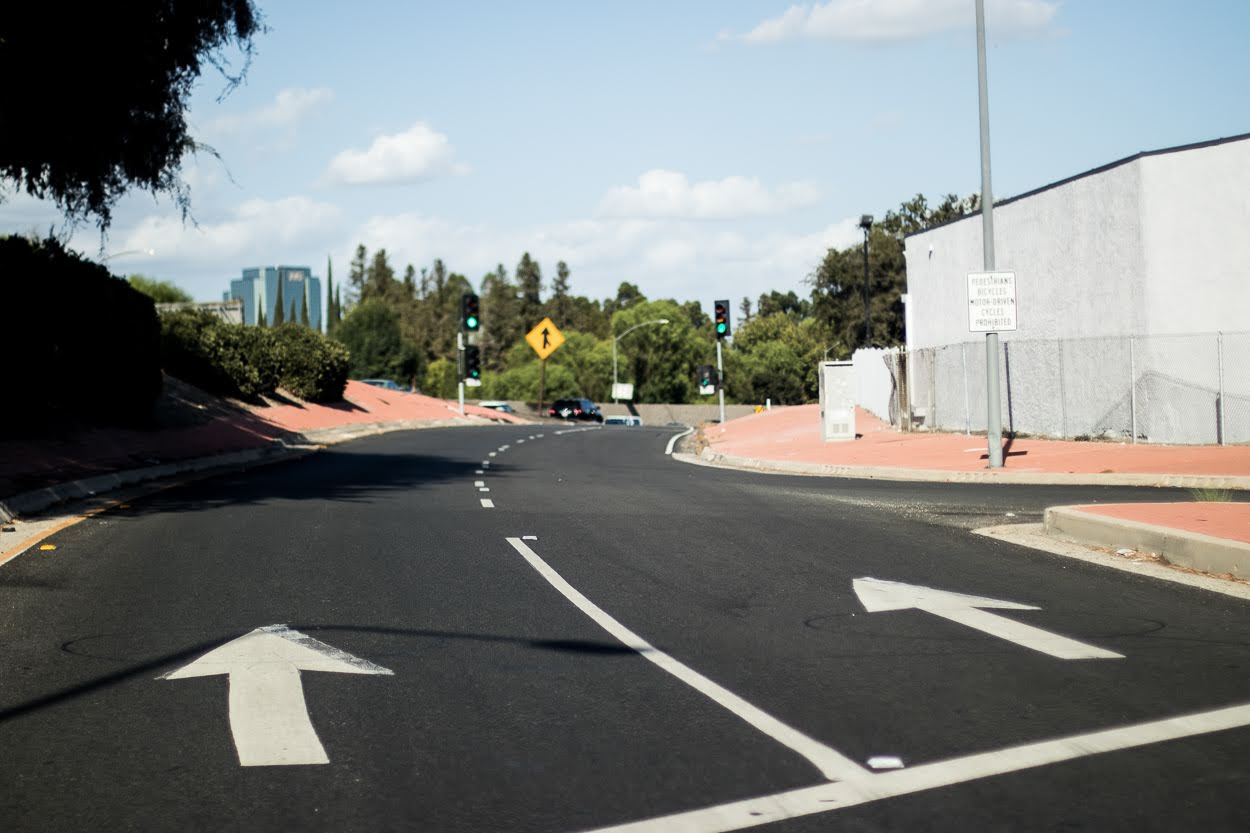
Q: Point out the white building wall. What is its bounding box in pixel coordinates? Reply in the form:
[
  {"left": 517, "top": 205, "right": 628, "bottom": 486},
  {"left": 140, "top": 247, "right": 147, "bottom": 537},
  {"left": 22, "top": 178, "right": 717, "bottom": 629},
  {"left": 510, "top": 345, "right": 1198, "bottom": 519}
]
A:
[
  {"left": 1138, "top": 140, "right": 1250, "bottom": 335},
  {"left": 904, "top": 158, "right": 1146, "bottom": 350},
  {"left": 896, "top": 135, "right": 1250, "bottom": 443}
]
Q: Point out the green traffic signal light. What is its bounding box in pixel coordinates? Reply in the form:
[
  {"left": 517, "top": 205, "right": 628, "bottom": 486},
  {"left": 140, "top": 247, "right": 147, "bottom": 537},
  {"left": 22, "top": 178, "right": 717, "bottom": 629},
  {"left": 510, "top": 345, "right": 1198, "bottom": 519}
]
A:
[
  {"left": 466, "top": 316, "right": 478, "bottom": 329},
  {"left": 716, "top": 322, "right": 726, "bottom": 334}
]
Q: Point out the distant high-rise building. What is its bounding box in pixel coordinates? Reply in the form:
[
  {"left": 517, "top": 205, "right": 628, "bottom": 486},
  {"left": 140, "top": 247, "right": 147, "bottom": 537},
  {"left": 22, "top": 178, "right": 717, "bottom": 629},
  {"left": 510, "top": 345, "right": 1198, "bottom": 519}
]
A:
[{"left": 225, "top": 266, "right": 322, "bottom": 330}]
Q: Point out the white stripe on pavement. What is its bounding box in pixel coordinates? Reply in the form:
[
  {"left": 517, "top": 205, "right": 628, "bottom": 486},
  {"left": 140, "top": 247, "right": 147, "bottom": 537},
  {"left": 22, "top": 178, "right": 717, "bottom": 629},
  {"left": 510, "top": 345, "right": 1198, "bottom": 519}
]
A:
[
  {"left": 480, "top": 499, "right": 494, "bottom": 508},
  {"left": 666, "top": 426, "right": 694, "bottom": 455},
  {"left": 504, "top": 537, "right": 865, "bottom": 783}
]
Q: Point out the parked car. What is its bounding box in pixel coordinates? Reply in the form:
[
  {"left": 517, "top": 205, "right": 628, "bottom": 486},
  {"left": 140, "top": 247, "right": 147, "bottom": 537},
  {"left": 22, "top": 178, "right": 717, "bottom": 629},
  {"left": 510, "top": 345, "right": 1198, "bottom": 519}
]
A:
[
  {"left": 477, "top": 400, "right": 515, "bottom": 413},
  {"left": 549, "top": 398, "right": 604, "bottom": 422},
  {"left": 604, "top": 415, "right": 643, "bottom": 426},
  {"left": 360, "top": 378, "right": 409, "bottom": 392}
]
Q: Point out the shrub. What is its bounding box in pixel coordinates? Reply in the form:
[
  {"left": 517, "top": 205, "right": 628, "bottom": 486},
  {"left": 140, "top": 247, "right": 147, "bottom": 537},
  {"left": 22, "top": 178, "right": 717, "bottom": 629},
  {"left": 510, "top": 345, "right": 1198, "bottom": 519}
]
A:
[
  {"left": 160, "top": 309, "right": 277, "bottom": 399},
  {"left": 0, "top": 235, "right": 161, "bottom": 429},
  {"left": 271, "top": 323, "right": 349, "bottom": 402}
]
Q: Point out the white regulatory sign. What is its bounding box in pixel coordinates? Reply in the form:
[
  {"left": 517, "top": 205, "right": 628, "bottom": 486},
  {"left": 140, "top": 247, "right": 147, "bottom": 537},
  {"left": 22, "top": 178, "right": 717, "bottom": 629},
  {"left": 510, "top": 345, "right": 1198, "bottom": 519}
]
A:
[{"left": 967, "top": 271, "right": 1017, "bottom": 332}]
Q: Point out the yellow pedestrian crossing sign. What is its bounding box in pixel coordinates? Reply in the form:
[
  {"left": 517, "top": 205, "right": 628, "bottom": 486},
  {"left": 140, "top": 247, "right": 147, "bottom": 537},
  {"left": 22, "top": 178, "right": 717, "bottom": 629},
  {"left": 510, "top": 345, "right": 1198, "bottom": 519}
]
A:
[{"left": 525, "top": 318, "right": 565, "bottom": 360}]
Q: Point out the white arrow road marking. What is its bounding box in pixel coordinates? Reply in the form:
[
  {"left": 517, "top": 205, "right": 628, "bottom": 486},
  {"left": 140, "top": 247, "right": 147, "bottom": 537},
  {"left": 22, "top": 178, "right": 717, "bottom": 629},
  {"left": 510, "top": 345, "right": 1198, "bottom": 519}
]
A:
[
  {"left": 579, "top": 701, "right": 1250, "bottom": 832},
  {"left": 506, "top": 538, "right": 865, "bottom": 782},
  {"left": 160, "top": 625, "right": 392, "bottom": 766},
  {"left": 853, "top": 578, "right": 1123, "bottom": 660}
]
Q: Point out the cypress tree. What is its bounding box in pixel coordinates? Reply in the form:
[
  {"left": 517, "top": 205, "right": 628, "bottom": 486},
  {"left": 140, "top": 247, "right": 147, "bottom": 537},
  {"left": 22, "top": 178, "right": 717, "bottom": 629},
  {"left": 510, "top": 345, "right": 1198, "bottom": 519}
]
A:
[
  {"left": 258, "top": 307, "right": 267, "bottom": 327},
  {"left": 273, "top": 279, "right": 285, "bottom": 325},
  {"left": 325, "top": 255, "right": 335, "bottom": 334},
  {"left": 300, "top": 292, "right": 309, "bottom": 326}
]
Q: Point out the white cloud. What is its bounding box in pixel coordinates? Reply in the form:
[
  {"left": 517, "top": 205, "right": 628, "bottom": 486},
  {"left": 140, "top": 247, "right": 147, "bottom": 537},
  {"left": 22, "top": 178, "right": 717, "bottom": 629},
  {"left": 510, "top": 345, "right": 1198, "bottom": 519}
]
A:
[
  {"left": 596, "top": 170, "right": 821, "bottom": 220},
  {"left": 98, "top": 196, "right": 341, "bottom": 269},
  {"left": 324, "top": 122, "right": 469, "bottom": 186},
  {"left": 206, "top": 87, "right": 334, "bottom": 135},
  {"left": 727, "top": 0, "right": 1059, "bottom": 44},
  {"left": 343, "top": 210, "right": 865, "bottom": 308}
]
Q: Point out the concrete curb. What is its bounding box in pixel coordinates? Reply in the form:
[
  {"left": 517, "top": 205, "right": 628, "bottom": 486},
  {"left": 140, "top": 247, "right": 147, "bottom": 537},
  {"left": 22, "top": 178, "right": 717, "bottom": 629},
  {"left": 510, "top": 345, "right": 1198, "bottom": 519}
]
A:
[
  {"left": 0, "top": 442, "right": 308, "bottom": 524},
  {"left": 680, "top": 447, "right": 1250, "bottom": 490},
  {"left": 0, "top": 415, "right": 507, "bottom": 523},
  {"left": 1044, "top": 506, "right": 1250, "bottom": 579}
]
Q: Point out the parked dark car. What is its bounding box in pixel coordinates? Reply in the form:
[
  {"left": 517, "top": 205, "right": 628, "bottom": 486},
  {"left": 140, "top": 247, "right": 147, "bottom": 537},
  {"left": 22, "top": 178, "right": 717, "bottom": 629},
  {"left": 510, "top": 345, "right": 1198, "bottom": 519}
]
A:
[
  {"left": 361, "top": 378, "right": 410, "bottom": 392},
  {"left": 549, "top": 398, "right": 603, "bottom": 422}
]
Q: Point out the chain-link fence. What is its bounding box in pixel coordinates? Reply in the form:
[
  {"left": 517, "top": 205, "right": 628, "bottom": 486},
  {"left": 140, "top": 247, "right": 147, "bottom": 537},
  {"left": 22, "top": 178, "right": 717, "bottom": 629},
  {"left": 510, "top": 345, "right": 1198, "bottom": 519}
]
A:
[{"left": 872, "top": 331, "right": 1249, "bottom": 445}]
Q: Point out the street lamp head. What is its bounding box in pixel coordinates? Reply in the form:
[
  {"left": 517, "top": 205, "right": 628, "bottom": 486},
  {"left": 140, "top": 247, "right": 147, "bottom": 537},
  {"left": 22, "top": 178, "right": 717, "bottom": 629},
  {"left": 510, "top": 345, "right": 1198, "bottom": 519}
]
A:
[{"left": 859, "top": 215, "right": 874, "bottom": 231}]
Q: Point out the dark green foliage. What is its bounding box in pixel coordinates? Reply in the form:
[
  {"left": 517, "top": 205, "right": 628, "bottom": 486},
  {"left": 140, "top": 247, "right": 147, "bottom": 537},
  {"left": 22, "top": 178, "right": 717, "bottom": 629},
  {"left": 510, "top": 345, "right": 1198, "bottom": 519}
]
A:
[
  {"left": 128, "top": 274, "right": 193, "bottom": 303},
  {"left": 273, "top": 279, "right": 285, "bottom": 325},
  {"left": 159, "top": 309, "right": 277, "bottom": 399},
  {"left": 332, "top": 298, "right": 422, "bottom": 383},
  {"left": 0, "top": 2, "right": 263, "bottom": 228},
  {"left": 0, "top": 235, "right": 161, "bottom": 429},
  {"left": 270, "top": 323, "right": 349, "bottom": 402}
]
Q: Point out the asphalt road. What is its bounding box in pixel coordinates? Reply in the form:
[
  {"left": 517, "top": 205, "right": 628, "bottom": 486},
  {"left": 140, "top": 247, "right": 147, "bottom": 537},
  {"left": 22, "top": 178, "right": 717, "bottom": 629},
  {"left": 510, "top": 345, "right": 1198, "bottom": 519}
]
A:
[{"left": 1, "top": 423, "right": 1247, "bottom": 832}]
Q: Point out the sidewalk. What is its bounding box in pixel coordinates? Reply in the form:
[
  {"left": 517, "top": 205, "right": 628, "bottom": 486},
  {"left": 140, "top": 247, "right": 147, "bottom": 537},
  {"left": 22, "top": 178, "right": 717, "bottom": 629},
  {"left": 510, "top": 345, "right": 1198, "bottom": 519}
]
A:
[{"left": 694, "top": 404, "right": 1250, "bottom": 582}]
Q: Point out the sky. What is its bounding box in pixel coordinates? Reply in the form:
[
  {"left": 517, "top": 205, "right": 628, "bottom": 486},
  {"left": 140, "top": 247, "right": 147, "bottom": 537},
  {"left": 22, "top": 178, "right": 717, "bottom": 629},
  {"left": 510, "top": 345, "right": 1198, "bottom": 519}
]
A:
[{"left": 3, "top": 0, "right": 1248, "bottom": 311}]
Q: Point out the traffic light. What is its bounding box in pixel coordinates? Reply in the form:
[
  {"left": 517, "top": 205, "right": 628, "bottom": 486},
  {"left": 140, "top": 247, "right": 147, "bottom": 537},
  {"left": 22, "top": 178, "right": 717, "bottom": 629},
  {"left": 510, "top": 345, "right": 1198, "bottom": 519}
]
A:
[
  {"left": 464, "top": 345, "right": 481, "bottom": 380},
  {"left": 698, "top": 364, "right": 717, "bottom": 394},
  {"left": 461, "top": 293, "right": 480, "bottom": 331},
  {"left": 714, "top": 299, "right": 731, "bottom": 339}
]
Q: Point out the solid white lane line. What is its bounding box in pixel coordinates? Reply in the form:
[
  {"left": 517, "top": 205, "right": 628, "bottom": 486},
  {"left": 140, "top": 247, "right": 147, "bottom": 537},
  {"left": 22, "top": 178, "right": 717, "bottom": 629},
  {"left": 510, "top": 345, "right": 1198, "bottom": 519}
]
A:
[
  {"left": 666, "top": 426, "right": 694, "bottom": 455},
  {"left": 581, "top": 701, "right": 1250, "bottom": 833},
  {"left": 504, "top": 537, "right": 865, "bottom": 783},
  {"left": 480, "top": 499, "right": 494, "bottom": 508}
]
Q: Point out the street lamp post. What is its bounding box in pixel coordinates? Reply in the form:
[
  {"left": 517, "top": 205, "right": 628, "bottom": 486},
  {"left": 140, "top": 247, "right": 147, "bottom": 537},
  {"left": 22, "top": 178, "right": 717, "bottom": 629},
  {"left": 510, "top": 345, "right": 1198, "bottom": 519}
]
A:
[
  {"left": 860, "top": 214, "right": 873, "bottom": 348},
  {"left": 612, "top": 318, "right": 670, "bottom": 404}
]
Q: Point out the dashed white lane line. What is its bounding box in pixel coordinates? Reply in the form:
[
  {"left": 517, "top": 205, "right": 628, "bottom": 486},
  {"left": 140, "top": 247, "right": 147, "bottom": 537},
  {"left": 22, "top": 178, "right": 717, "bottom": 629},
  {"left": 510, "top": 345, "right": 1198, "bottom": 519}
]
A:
[
  {"left": 480, "top": 499, "right": 494, "bottom": 508},
  {"left": 516, "top": 439, "right": 525, "bottom": 444},
  {"left": 475, "top": 470, "right": 484, "bottom": 475},
  {"left": 478, "top": 487, "right": 490, "bottom": 493},
  {"left": 474, "top": 481, "right": 485, "bottom": 487},
  {"left": 535, "top": 434, "right": 544, "bottom": 438},
  {"left": 489, "top": 452, "right": 497, "bottom": 457},
  {"left": 504, "top": 537, "right": 864, "bottom": 783}
]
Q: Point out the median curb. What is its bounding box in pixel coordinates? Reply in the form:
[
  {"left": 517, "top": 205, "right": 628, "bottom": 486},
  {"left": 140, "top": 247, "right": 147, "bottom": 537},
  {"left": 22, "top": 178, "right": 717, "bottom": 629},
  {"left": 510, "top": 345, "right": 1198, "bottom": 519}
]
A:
[
  {"left": 1044, "top": 505, "right": 1250, "bottom": 579},
  {"left": 678, "top": 447, "right": 1250, "bottom": 490}
]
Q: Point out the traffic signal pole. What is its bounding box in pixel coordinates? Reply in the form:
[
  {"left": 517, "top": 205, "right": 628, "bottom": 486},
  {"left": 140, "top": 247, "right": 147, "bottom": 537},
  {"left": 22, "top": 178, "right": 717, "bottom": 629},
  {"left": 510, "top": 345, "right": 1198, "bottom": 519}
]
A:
[
  {"left": 716, "top": 340, "right": 725, "bottom": 424},
  {"left": 457, "top": 332, "right": 465, "bottom": 416}
]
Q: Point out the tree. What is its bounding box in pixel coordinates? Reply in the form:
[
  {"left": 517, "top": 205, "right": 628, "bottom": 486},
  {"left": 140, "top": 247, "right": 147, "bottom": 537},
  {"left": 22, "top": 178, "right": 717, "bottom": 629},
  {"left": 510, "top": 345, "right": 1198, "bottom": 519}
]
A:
[
  {"left": 611, "top": 300, "right": 707, "bottom": 404},
  {"left": 728, "top": 313, "right": 822, "bottom": 404},
  {"left": 603, "top": 282, "right": 646, "bottom": 317},
  {"left": 363, "top": 248, "right": 397, "bottom": 303},
  {"left": 299, "top": 292, "right": 309, "bottom": 326},
  {"left": 333, "top": 299, "right": 421, "bottom": 381},
  {"left": 516, "top": 252, "right": 543, "bottom": 328},
  {"left": 0, "top": 3, "right": 263, "bottom": 228},
  {"left": 809, "top": 193, "right": 977, "bottom": 354},
  {"left": 127, "top": 274, "right": 192, "bottom": 303},
  {"left": 546, "top": 260, "right": 572, "bottom": 324},
  {"left": 273, "top": 279, "right": 285, "bottom": 325},
  {"left": 325, "top": 255, "right": 336, "bottom": 335},
  {"left": 480, "top": 266, "right": 523, "bottom": 369},
  {"left": 347, "top": 244, "right": 367, "bottom": 305}
]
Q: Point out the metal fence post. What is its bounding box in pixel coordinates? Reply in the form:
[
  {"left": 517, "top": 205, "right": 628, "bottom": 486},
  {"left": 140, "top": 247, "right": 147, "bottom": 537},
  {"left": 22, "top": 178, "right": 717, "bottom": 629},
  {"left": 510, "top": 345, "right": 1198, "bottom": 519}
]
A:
[
  {"left": 1057, "top": 339, "right": 1066, "bottom": 439},
  {"left": 962, "top": 342, "right": 971, "bottom": 435},
  {"left": 1218, "top": 331, "right": 1225, "bottom": 446},
  {"left": 1129, "top": 336, "right": 1137, "bottom": 445}
]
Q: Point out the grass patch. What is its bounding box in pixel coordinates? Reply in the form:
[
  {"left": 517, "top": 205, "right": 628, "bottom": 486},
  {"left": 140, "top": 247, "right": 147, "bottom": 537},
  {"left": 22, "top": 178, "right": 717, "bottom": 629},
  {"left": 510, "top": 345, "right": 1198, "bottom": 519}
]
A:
[{"left": 1189, "top": 487, "right": 1232, "bottom": 502}]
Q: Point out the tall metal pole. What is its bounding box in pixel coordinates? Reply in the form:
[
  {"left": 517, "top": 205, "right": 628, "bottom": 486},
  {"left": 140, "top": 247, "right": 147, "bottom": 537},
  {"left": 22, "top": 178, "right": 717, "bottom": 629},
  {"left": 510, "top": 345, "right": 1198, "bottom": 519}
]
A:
[
  {"left": 976, "top": 0, "right": 1003, "bottom": 469},
  {"left": 457, "top": 331, "right": 465, "bottom": 416},
  {"left": 612, "top": 339, "right": 619, "bottom": 404},
  {"left": 716, "top": 340, "right": 726, "bottom": 424},
  {"left": 862, "top": 227, "right": 871, "bottom": 347}
]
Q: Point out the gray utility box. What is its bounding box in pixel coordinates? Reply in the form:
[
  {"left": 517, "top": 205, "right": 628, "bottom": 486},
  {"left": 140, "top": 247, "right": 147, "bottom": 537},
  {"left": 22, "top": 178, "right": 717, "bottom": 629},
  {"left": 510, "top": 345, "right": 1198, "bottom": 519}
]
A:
[{"left": 819, "top": 361, "right": 856, "bottom": 442}]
